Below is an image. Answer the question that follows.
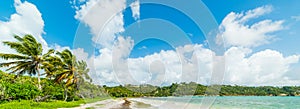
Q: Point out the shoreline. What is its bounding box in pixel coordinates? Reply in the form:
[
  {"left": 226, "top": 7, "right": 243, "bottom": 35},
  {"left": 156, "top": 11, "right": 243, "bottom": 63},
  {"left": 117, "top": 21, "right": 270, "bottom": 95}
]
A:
[{"left": 59, "top": 96, "right": 300, "bottom": 109}]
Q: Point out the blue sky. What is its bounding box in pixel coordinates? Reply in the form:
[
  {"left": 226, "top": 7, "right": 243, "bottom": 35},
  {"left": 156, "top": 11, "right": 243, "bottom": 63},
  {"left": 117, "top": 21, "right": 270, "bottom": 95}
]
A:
[
  {"left": 0, "top": 0, "right": 300, "bottom": 54},
  {"left": 1, "top": 0, "right": 300, "bottom": 86},
  {"left": 1, "top": 0, "right": 300, "bottom": 56}
]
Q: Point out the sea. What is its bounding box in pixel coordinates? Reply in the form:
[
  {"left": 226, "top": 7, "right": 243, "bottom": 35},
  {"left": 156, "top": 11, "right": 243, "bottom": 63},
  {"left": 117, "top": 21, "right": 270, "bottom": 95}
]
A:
[{"left": 133, "top": 96, "right": 300, "bottom": 109}]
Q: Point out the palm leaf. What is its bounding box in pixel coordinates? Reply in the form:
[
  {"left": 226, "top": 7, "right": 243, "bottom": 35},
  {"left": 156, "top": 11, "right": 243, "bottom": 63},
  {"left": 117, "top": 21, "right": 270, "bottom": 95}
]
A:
[{"left": 0, "top": 53, "right": 30, "bottom": 60}]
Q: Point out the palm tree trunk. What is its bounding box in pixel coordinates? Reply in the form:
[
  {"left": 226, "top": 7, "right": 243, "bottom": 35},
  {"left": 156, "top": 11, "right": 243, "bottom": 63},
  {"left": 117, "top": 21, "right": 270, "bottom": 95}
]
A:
[
  {"left": 61, "top": 83, "right": 68, "bottom": 101},
  {"left": 64, "top": 88, "right": 68, "bottom": 101},
  {"left": 37, "top": 70, "right": 42, "bottom": 90}
]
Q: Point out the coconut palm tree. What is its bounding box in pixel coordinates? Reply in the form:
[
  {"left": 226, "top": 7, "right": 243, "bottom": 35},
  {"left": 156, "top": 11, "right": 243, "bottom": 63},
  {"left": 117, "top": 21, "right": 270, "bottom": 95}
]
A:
[
  {"left": 54, "top": 49, "right": 77, "bottom": 101},
  {"left": 0, "top": 35, "right": 54, "bottom": 90},
  {"left": 54, "top": 49, "right": 92, "bottom": 100}
]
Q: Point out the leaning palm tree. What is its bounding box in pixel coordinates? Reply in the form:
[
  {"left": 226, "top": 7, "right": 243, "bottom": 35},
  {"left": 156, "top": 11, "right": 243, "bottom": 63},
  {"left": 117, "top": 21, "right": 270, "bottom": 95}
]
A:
[
  {"left": 54, "top": 49, "right": 92, "bottom": 100},
  {"left": 54, "top": 49, "right": 77, "bottom": 101},
  {"left": 0, "top": 35, "right": 54, "bottom": 90}
]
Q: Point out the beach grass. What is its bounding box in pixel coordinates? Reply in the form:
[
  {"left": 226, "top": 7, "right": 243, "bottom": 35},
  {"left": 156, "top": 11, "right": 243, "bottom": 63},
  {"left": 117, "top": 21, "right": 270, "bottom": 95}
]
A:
[{"left": 0, "top": 97, "right": 109, "bottom": 109}]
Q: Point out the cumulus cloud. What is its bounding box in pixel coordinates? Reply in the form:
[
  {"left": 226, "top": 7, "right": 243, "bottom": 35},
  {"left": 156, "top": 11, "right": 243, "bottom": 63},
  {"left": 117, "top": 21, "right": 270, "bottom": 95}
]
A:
[
  {"left": 85, "top": 36, "right": 134, "bottom": 85},
  {"left": 90, "top": 43, "right": 215, "bottom": 86},
  {"left": 74, "top": 0, "right": 126, "bottom": 48},
  {"left": 0, "top": 0, "right": 47, "bottom": 53},
  {"left": 216, "top": 5, "right": 284, "bottom": 47},
  {"left": 224, "top": 47, "right": 299, "bottom": 86},
  {"left": 215, "top": 5, "right": 300, "bottom": 86}
]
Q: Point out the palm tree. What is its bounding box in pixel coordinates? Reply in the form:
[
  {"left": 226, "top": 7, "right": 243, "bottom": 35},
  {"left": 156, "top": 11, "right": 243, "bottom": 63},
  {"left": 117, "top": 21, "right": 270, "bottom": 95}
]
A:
[
  {"left": 75, "top": 60, "right": 91, "bottom": 87},
  {"left": 74, "top": 60, "right": 91, "bottom": 99},
  {"left": 54, "top": 49, "right": 77, "bottom": 101},
  {"left": 54, "top": 49, "right": 92, "bottom": 100},
  {"left": 0, "top": 35, "right": 54, "bottom": 90}
]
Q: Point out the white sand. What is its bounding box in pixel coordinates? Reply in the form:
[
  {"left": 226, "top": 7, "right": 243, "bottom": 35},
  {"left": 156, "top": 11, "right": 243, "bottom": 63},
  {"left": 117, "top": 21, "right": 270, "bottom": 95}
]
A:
[
  {"left": 58, "top": 99, "right": 124, "bottom": 109},
  {"left": 59, "top": 98, "right": 215, "bottom": 109}
]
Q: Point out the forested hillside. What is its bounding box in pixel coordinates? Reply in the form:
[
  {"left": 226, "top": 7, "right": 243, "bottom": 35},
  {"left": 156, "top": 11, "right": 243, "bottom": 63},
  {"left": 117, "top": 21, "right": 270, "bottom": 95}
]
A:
[{"left": 105, "top": 82, "right": 300, "bottom": 97}]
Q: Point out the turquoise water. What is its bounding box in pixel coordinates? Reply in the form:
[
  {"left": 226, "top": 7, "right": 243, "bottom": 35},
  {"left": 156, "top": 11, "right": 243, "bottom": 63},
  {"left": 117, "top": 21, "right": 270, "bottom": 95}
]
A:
[{"left": 146, "top": 96, "right": 300, "bottom": 108}]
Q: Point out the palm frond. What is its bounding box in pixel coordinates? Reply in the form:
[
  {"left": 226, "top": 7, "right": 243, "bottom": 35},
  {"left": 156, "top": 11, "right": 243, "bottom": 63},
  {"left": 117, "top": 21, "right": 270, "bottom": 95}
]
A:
[
  {"left": 13, "top": 35, "right": 23, "bottom": 42},
  {"left": 43, "top": 49, "right": 55, "bottom": 57},
  {"left": 0, "top": 53, "right": 30, "bottom": 60},
  {"left": 0, "top": 60, "right": 28, "bottom": 67},
  {"left": 2, "top": 41, "right": 30, "bottom": 55}
]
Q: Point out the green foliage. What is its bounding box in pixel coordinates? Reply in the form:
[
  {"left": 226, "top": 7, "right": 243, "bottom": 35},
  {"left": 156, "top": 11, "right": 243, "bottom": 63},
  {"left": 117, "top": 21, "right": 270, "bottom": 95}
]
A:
[
  {"left": 104, "top": 82, "right": 300, "bottom": 98},
  {"left": 41, "top": 79, "right": 64, "bottom": 100},
  {"left": 0, "top": 64, "right": 104, "bottom": 104},
  {"left": 4, "top": 82, "right": 39, "bottom": 100},
  {"left": 0, "top": 71, "right": 39, "bottom": 101}
]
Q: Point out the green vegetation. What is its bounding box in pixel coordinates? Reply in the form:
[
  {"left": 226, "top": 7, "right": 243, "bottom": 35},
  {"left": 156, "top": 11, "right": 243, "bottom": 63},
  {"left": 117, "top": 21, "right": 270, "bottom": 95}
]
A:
[
  {"left": 0, "top": 100, "right": 84, "bottom": 109},
  {"left": 104, "top": 82, "right": 300, "bottom": 97},
  {"left": 0, "top": 97, "right": 108, "bottom": 109},
  {"left": 0, "top": 35, "right": 106, "bottom": 108}
]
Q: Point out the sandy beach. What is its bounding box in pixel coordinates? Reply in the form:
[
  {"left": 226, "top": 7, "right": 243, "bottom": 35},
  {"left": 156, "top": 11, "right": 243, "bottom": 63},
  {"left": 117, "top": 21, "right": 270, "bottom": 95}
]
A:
[
  {"left": 58, "top": 98, "right": 208, "bottom": 109},
  {"left": 46, "top": 96, "right": 300, "bottom": 109}
]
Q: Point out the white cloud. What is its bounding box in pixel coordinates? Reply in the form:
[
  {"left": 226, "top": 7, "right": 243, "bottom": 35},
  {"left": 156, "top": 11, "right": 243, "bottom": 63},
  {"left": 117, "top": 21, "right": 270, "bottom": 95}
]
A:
[
  {"left": 89, "top": 43, "right": 215, "bottom": 86},
  {"left": 224, "top": 47, "right": 299, "bottom": 86},
  {"left": 216, "top": 5, "right": 284, "bottom": 47},
  {"left": 130, "top": 0, "right": 140, "bottom": 21},
  {"left": 73, "top": 48, "right": 89, "bottom": 61},
  {"left": 89, "top": 36, "right": 135, "bottom": 85},
  {"left": 0, "top": 0, "right": 47, "bottom": 54},
  {"left": 215, "top": 5, "right": 300, "bottom": 86},
  {"left": 74, "top": 0, "right": 126, "bottom": 48},
  {"left": 50, "top": 44, "right": 71, "bottom": 52},
  {"left": 127, "top": 50, "right": 183, "bottom": 85}
]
